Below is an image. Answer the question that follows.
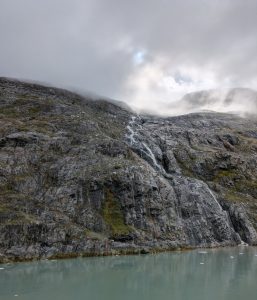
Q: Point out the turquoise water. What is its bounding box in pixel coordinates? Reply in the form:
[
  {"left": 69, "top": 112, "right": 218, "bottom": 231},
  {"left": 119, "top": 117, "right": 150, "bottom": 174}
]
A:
[{"left": 1, "top": 247, "right": 257, "bottom": 300}]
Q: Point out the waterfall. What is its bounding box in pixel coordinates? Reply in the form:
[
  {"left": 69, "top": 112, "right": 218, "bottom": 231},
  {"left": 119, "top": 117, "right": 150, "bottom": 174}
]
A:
[
  {"left": 126, "top": 116, "right": 137, "bottom": 145},
  {"left": 142, "top": 142, "right": 164, "bottom": 172},
  {"left": 206, "top": 185, "right": 247, "bottom": 245},
  {"left": 206, "top": 186, "right": 223, "bottom": 212},
  {"left": 126, "top": 116, "right": 171, "bottom": 176}
]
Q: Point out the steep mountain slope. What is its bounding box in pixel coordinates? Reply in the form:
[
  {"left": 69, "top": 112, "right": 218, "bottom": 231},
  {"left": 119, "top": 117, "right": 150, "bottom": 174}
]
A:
[{"left": 0, "top": 78, "right": 257, "bottom": 262}]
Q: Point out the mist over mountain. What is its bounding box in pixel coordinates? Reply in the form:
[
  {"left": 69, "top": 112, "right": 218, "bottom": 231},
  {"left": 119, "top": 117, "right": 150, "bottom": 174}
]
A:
[
  {"left": 1, "top": 77, "right": 257, "bottom": 262},
  {"left": 180, "top": 88, "right": 257, "bottom": 115},
  {"left": 1, "top": 1, "right": 257, "bottom": 298},
  {"left": 138, "top": 88, "right": 257, "bottom": 117},
  {"left": 1, "top": 0, "right": 257, "bottom": 111}
]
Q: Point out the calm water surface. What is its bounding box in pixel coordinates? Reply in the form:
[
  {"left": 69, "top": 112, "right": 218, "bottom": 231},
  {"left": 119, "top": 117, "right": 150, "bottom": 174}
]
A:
[{"left": 1, "top": 247, "right": 257, "bottom": 300}]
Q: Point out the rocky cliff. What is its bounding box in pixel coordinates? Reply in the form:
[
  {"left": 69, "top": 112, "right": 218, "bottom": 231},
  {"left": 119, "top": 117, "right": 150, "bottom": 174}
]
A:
[{"left": 1, "top": 77, "right": 257, "bottom": 262}]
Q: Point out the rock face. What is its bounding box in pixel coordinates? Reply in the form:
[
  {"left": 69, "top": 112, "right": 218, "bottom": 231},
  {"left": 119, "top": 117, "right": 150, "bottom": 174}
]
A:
[{"left": 0, "top": 77, "right": 257, "bottom": 262}]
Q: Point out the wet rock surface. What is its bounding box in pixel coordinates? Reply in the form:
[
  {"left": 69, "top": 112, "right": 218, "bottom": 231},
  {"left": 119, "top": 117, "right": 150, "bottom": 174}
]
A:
[{"left": 1, "top": 77, "right": 257, "bottom": 262}]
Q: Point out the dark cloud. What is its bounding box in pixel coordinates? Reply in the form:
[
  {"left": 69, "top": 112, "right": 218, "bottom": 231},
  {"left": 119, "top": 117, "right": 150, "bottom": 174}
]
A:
[{"left": 1, "top": 0, "right": 257, "bottom": 112}]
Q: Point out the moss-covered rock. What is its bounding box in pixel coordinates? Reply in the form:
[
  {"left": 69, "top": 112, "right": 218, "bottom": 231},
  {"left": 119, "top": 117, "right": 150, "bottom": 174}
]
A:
[{"left": 102, "top": 189, "right": 132, "bottom": 238}]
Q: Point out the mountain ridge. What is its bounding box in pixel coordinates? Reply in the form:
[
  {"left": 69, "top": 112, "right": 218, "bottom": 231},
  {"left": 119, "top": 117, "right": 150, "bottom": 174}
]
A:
[{"left": 1, "top": 77, "right": 257, "bottom": 262}]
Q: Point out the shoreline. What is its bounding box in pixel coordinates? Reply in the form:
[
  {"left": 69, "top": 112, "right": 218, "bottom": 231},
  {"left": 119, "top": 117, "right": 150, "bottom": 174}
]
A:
[{"left": 1, "top": 242, "right": 252, "bottom": 265}]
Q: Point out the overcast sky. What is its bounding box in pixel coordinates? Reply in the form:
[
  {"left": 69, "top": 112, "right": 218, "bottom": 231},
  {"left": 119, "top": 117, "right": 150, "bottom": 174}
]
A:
[{"left": 1, "top": 0, "right": 257, "bottom": 113}]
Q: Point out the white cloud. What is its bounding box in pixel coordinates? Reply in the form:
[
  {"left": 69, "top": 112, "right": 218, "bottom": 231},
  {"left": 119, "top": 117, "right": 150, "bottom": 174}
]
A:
[
  {"left": 122, "top": 57, "right": 227, "bottom": 114},
  {"left": 0, "top": 0, "right": 257, "bottom": 115}
]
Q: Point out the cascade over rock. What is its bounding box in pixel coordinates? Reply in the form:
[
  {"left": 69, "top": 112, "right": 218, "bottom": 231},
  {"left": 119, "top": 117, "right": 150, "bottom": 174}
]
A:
[{"left": 0, "top": 77, "right": 257, "bottom": 262}]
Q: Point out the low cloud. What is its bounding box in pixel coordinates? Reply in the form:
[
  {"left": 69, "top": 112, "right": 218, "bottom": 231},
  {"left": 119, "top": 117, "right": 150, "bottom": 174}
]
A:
[
  {"left": 1, "top": 0, "right": 257, "bottom": 115},
  {"left": 147, "top": 88, "right": 257, "bottom": 117}
]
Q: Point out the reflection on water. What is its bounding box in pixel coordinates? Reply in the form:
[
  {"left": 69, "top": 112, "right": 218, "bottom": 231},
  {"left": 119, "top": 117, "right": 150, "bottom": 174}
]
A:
[{"left": 1, "top": 247, "right": 257, "bottom": 300}]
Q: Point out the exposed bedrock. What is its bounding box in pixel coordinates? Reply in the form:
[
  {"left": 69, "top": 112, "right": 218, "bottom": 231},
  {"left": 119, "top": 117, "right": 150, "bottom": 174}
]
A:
[{"left": 0, "top": 78, "right": 257, "bottom": 262}]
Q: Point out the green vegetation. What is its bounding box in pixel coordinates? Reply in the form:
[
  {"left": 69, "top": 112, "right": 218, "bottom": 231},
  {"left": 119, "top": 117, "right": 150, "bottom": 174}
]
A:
[
  {"left": 0, "top": 203, "right": 10, "bottom": 213},
  {"left": 236, "top": 179, "right": 257, "bottom": 190},
  {"left": 85, "top": 230, "right": 106, "bottom": 240},
  {"left": 1, "top": 182, "right": 14, "bottom": 195},
  {"left": 102, "top": 189, "right": 132, "bottom": 237},
  {"left": 28, "top": 106, "right": 41, "bottom": 115},
  {"left": 173, "top": 152, "right": 195, "bottom": 178},
  {"left": 234, "top": 179, "right": 257, "bottom": 198},
  {"left": 0, "top": 106, "right": 19, "bottom": 117},
  {"left": 224, "top": 190, "right": 246, "bottom": 203},
  {"left": 213, "top": 169, "right": 237, "bottom": 183}
]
